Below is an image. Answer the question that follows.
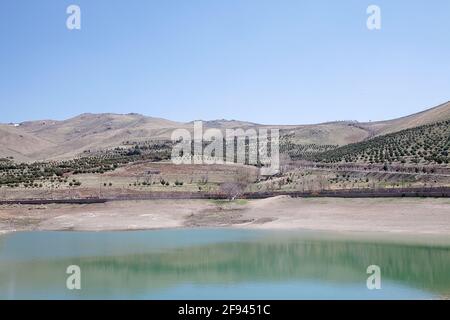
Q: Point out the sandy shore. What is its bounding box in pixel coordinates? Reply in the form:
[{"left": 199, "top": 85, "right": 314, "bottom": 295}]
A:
[{"left": 0, "top": 196, "right": 449, "bottom": 235}]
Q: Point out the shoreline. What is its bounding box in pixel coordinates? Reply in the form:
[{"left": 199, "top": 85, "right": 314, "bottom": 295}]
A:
[
  {"left": 1, "top": 196, "right": 449, "bottom": 237},
  {"left": 1, "top": 186, "right": 449, "bottom": 206}
]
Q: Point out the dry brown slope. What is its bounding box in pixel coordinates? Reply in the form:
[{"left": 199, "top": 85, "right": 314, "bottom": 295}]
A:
[
  {"left": 280, "top": 101, "right": 450, "bottom": 145},
  {"left": 275, "top": 122, "right": 371, "bottom": 146},
  {"left": 0, "top": 125, "right": 56, "bottom": 162},
  {"left": 361, "top": 101, "right": 450, "bottom": 137},
  {"left": 20, "top": 113, "right": 182, "bottom": 144},
  {"left": 19, "top": 113, "right": 186, "bottom": 160}
]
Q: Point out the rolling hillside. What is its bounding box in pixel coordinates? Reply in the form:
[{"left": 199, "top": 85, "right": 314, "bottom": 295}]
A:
[
  {"left": 10, "top": 113, "right": 184, "bottom": 161},
  {"left": 360, "top": 101, "right": 450, "bottom": 137},
  {"left": 0, "top": 101, "right": 449, "bottom": 162},
  {"left": 313, "top": 120, "right": 450, "bottom": 165},
  {"left": 0, "top": 125, "right": 56, "bottom": 162}
]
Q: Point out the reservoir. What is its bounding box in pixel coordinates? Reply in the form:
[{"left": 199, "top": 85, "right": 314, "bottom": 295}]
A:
[{"left": 1, "top": 229, "right": 449, "bottom": 299}]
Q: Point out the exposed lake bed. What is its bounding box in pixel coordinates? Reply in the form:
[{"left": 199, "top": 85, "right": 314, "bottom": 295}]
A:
[{"left": 1, "top": 197, "right": 450, "bottom": 235}]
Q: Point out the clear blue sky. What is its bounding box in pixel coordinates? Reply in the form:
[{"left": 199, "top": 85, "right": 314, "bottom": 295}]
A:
[{"left": 1, "top": 0, "right": 449, "bottom": 124}]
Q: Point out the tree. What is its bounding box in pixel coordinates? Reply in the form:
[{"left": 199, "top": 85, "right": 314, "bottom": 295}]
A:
[
  {"left": 220, "top": 167, "right": 253, "bottom": 200},
  {"left": 220, "top": 182, "right": 245, "bottom": 201}
]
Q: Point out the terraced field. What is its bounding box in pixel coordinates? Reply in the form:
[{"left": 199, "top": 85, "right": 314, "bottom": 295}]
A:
[
  {"left": 280, "top": 133, "right": 338, "bottom": 160},
  {"left": 0, "top": 142, "right": 173, "bottom": 188},
  {"left": 309, "top": 120, "right": 450, "bottom": 165}
]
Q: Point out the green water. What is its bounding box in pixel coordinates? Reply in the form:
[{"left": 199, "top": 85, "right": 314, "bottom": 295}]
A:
[{"left": 1, "top": 229, "right": 450, "bottom": 299}]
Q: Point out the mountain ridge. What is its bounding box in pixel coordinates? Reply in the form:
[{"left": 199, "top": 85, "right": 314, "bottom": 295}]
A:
[{"left": 1, "top": 101, "right": 449, "bottom": 162}]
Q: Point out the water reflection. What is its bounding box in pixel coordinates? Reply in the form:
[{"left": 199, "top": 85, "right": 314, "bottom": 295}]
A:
[{"left": 0, "top": 229, "right": 449, "bottom": 299}]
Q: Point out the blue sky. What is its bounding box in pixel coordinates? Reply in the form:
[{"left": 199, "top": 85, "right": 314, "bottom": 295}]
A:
[{"left": 1, "top": 0, "right": 449, "bottom": 124}]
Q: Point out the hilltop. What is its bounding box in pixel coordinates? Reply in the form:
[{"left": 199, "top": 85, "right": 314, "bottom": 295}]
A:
[{"left": 360, "top": 101, "right": 450, "bottom": 137}]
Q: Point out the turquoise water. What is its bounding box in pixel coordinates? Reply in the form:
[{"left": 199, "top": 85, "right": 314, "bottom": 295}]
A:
[{"left": 1, "top": 229, "right": 449, "bottom": 299}]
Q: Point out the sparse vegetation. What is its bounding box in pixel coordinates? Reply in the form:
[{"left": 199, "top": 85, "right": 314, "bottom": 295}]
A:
[
  {"left": 307, "top": 120, "right": 449, "bottom": 165},
  {"left": 0, "top": 142, "right": 173, "bottom": 188},
  {"left": 1, "top": 110, "right": 449, "bottom": 196},
  {"left": 280, "top": 134, "right": 338, "bottom": 160}
]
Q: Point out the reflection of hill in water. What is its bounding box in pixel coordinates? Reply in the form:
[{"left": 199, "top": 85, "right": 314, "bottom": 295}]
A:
[{"left": 1, "top": 234, "right": 450, "bottom": 298}]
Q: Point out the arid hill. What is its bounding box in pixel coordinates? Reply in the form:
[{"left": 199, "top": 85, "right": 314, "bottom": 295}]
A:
[
  {"left": 360, "top": 101, "right": 450, "bottom": 137},
  {"left": 1, "top": 101, "right": 449, "bottom": 162}
]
